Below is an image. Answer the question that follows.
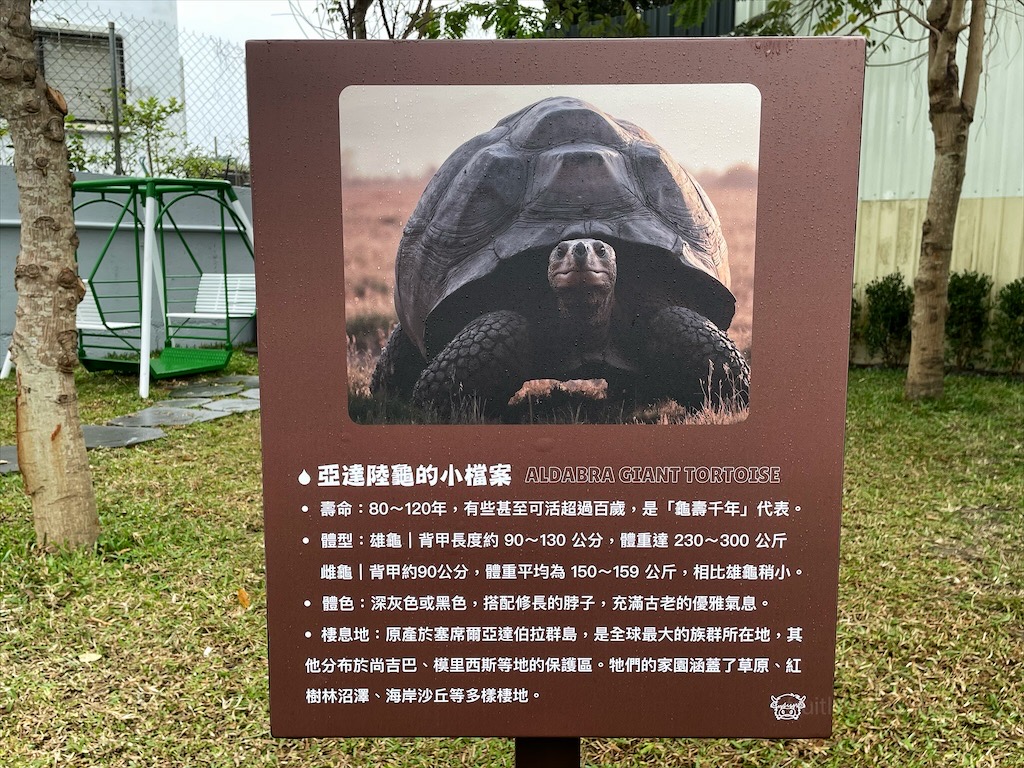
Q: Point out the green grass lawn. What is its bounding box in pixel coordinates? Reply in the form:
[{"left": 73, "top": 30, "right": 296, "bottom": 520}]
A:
[{"left": 1, "top": 364, "right": 1021, "bottom": 767}]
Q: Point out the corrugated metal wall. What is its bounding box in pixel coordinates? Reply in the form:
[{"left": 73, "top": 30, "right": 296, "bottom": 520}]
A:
[
  {"left": 856, "top": 198, "right": 1024, "bottom": 291},
  {"left": 736, "top": 1, "right": 1024, "bottom": 293},
  {"left": 855, "top": 9, "right": 1024, "bottom": 201}
]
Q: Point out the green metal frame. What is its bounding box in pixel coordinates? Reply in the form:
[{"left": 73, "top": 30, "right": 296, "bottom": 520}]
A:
[
  {"left": 74, "top": 187, "right": 145, "bottom": 372},
  {"left": 72, "top": 177, "right": 255, "bottom": 385}
]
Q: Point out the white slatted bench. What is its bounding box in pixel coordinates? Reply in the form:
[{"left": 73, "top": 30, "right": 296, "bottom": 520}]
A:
[
  {"left": 2, "top": 282, "right": 143, "bottom": 379},
  {"left": 77, "top": 280, "right": 142, "bottom": 331},
  {"left": 166, "top": 273, "right": 256, "bottom": 321}
]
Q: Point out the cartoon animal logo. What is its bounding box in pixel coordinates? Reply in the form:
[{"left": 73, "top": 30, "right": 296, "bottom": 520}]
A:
[{"left": 770, "top": 693, "right": 807, "bottom": 721}]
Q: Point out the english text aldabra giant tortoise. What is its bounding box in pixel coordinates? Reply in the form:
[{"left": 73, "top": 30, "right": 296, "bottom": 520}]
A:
[{"left": 370, "top": 96, "right": 750, "bottom": 417}]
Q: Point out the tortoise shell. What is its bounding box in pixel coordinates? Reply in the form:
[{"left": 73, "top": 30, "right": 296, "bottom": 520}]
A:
[{"left": 395, "top": 96, "right": 736, "bottom": 357}]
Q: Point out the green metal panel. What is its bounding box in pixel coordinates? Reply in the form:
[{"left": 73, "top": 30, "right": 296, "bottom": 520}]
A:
[{"left": 149, "top": 347, "right": 233, "bottom": 379}]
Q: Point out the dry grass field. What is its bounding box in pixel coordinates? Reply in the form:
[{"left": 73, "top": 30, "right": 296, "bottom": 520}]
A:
[
  {"left": 342, "top": 175, "right": 428, "bottom": 347},
  {"left": 343, "top": 168, "right": 757, "bottom": 423}
]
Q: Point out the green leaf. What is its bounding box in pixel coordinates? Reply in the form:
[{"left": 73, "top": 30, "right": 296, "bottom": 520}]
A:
[{"left": 670, "top": 0, "right": 714, "bottom": 30}]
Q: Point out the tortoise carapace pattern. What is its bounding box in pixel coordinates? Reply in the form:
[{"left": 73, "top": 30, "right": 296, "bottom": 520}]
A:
[{"left": 369, "top": 96, "right": 750, "bottom": 418}]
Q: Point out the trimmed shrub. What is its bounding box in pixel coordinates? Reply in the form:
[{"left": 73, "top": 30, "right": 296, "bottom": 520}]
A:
[
  {"left": 850, "top": 290, "right": 862, "bottom": 347},
  {"left": 946, "top": 271, "right": 993, "bottom": 370},
  {"left": 991, "top": 277, "right": 1024, "bottom": 373},
  {"left": 864, "top": 273, "right": 913, "bottom": 367}
]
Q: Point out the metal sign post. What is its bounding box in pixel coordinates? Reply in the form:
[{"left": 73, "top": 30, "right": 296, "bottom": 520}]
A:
[{"left": 516, "top": 738, "right": 581, "bottom": 767}]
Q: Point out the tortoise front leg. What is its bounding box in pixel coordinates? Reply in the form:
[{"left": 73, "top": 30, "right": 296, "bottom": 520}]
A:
[
  {"left": 641, "top": 306, "right": 750, "bottom": 412},
  {"left": 413, "top": 310, "right": 533, "bottom": 417},
  {"left": 370, "top": 323, "right": 426, "bottom": 399}
]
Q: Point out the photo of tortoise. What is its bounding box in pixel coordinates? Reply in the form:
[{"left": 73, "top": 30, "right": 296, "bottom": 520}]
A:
[{"left": 368, "top": 95, "right": 750, "bottom": 420}]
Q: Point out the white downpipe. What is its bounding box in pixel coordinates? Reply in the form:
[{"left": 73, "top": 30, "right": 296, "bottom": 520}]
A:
[
  {"left": 0, "top": 349, "right": 12, "bottom": 379},
  {"left": 230, "top": 199, "right": 255, "bottom": 249},
  {"left": 139, "top": 195, "right": 158, "bottom": 398}
]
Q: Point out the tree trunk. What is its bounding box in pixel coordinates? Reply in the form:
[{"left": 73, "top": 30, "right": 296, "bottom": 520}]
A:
[
  {"left": 352, "top": 0, "right": 373, "bottom": 38},
  {"left": 905, "top": 0, "right": 985, "bottom": 400},
  {"left": 0, "top": 0, "right": 99, "bottom": 548}
]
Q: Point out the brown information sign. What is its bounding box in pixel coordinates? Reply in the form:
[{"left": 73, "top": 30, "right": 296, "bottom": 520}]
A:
[{"left": 247, "top": 38, "right": 865, "bottom": 738}]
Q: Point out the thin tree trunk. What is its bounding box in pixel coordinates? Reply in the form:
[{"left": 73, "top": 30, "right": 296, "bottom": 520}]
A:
[
  {"left": 905, "top": 0, "right": 985, "bottom": 400},
  {"left": 0, "top": 0, "right": 99, "bottom": 548},
  {"left": 906, "top": 110, "right": 969, "bottom": 397},
  {"left": 352, "top": 0, "right": 373, "bottom": 38}
]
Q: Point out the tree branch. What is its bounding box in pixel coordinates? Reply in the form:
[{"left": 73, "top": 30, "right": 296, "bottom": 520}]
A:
[
  {"left": 892, "top": 0, "right": 941, "bottom": 34},
  {"left": 961, "top": 0, "right": 987, "bottom": 111},
  {"left": 928, "top": 0, "right": 968, "bottom": 92},
  {"left": 377, "top": 0, "right": 395, "bottom": 36},
  {"left": 402, "top": 0, "right": 429, "bottom": 38}
]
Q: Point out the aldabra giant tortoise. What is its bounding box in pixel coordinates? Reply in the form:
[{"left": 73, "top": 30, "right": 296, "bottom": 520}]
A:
[{"left": 370, "top": 96, "right": 749, "bottom": 416}]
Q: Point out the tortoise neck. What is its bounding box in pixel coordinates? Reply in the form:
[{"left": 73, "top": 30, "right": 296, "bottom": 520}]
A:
[{"left": 556, "top": 289, "right": 615, "bottom": 351}]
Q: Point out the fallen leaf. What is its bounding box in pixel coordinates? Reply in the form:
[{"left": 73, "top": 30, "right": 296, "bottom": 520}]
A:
[
  {"left": 237, "top": 587, "right": 251, "bottom": 609},
  {"left": 79, "top": 652, "right": 102, "bottom": 663}
]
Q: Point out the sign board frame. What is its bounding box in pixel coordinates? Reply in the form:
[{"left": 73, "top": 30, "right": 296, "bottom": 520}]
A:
[{"left": 247, "top": 37, "right": 865, "bottom": 739}]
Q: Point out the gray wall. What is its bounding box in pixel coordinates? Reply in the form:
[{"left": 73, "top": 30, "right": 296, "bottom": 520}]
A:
[{"left": 1, "top": 166, "right": 254, "bottom": 356}]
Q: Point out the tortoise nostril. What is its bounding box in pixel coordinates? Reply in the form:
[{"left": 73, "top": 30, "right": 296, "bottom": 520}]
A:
[{"left": 572, "top": 241, "right": 588, "bottom": 265}]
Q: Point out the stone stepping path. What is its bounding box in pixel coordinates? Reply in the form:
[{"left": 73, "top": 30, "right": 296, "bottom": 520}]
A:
[
  {"left": 169, "top": 384, "right": 244, "bottom": 399},
  {"left": 0, "top": 375, "right": 259, "bottom": 475},
  {"left": 202, "top": 398, "right": 261, "bottom": 414},
  {"left": 108, "top": 406, "right": 229, "bottom": 428},
  {"left": 82, "top": 425, "right": 167, "bottom": 448}
]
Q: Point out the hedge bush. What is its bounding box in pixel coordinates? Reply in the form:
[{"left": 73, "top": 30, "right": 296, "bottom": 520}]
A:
[
  {"left": 864, "top": 273, "right": 913, "bottom": 367},
  {"left": 851, "top": 292, "right": 863, "bottom": 346},
  {"left": 991, "top": 277, "right": 1024, "bottom": 373},
  {"left": 946, "top": 271, "right": 993, "bottom": 371}
]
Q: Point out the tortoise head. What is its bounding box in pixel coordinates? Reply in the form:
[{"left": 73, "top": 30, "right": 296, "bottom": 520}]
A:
[
  {"left": 548, "top": 238, "right": 617, "bottom": 350},
  {"left": 548, "top": 238, "right": 617, "bottom": 294}
]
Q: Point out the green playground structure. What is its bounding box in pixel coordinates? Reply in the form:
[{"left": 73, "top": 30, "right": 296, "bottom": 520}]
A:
[{"left": 71, "top": 177, "right": 255, "bottom": 397}]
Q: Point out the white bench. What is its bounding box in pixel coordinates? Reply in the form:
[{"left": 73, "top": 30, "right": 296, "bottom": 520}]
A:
[
  {"left": 166, "top": 273, "right": 256, "bottom": 320},
  {"left": 77, "top": 280, "right": 141, "bottom": 330},
  {"left": 2, "top": 281, "right": 141, "bottom": 379},
  {"left": 1, "top": 275, "right": 256, "bottom": 380}
]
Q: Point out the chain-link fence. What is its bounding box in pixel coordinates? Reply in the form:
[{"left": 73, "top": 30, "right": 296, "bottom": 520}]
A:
[{"left": 0, "top": 0, "right": 250, "bottom": 184}]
